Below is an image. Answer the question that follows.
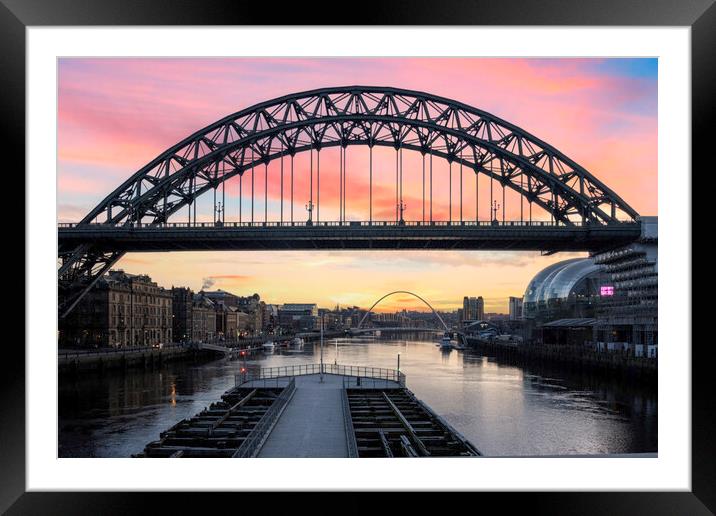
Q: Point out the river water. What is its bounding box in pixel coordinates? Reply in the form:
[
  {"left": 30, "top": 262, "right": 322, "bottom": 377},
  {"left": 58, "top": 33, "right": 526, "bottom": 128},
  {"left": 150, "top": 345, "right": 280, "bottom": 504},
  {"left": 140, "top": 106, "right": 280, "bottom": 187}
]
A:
[{"left": 58, "top": 337, "right": 657, "bottom": 457}]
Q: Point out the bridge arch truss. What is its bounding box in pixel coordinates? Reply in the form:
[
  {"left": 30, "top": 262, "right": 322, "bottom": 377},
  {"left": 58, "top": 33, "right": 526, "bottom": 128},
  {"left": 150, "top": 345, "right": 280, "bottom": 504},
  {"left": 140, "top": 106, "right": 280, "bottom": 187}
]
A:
[
  {"left": 81, "top": 86, "right": 637, "bottom": 228},
  {"left": 59, "top": 86, "right": 640, "bottom": 318}
]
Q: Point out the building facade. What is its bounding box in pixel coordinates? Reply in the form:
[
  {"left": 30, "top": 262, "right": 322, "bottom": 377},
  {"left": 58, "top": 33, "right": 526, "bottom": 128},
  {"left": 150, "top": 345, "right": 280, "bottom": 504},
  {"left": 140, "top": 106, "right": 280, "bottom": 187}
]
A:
[
  {"left": 509, "top": 296, "right": 524, "bottom": 321},
  {"left": 592, "top": 218, "right": 658, "bottom": 357},
  {"left": 235, "top": 311, "right": 251, "bottom": 335},
  {"left": 370, "top": 311, "right": 411, "bottom": 327},
  {"left": 234, "top": 293, "right": 263, "bottom": 335},
  {"left": 171, "top": 287, "right": 194, "bottom": 343},
  {"left": 278, "top": 303, "right": 319, "bottom": 332},
  {"left": 200, "top": 289, "right": 240, "bottom": 308},
  {"left": 192, "top": 290, "right": 278, "bottom": 338},
  {"left": 215, "top": 303, "right": 239, "bottom": 341},
  {"left": 262, "top": 304, "right": 279, "bottom": 333},
  {"left": 462, "top": 296, "right": 484, "bottom": 322},
  {"left": 191, "top": 295, "right": 216, "bottom": 342},
  {"left": 60, "top": 270, "right": 172, "bottom": 349},
  {"left": 521, "top": 218, "right": 658, "bottom": 358},
  {"left": 522, "top": 258, "right": 607, "bottom": 324}
]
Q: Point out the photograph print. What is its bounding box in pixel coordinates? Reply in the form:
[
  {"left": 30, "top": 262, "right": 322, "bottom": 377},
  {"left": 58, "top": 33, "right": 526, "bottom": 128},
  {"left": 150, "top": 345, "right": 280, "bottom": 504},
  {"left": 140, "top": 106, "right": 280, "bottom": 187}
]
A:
[{"left": 57, "top": 57, "right": 658, "bottom": 459}]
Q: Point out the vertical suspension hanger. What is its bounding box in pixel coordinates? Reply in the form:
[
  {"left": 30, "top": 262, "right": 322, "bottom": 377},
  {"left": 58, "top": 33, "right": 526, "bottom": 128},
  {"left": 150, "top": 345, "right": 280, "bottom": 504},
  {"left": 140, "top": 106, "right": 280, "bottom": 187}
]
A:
[
  {"left": 422, "top": 152, "right": 425, "bottom": 223},
  {"left": 502, "top": 177, "right": 506, "bottom": 224},
  {"left": 339, "top": 145, "right": 343, "bottom": 224},
  {"left": 395, "top": 145, "right": 399, "bottom": 223},
  {"left": 291, "top": 152, "right": 294, "bottom": 224},
  {"left": 449, "top": 159, "right": 452, "bottom": 224},
  {"left": 476, "top": 163, "right": 479, "bottom": 224},
  {"left": 490, "top": 170, "right": 494, "bottom": 223},
  {"left": 221, "top": 162, "right": 225, "bottom": 225},
  {"left": 520, "top": 173, "right": 524, "bottom": 224},
  {"left": 188, "top": 175, "right": 192, "bottom": 225},
  {"left": 251, "top": 148, "right": 255, "bottom": 224},
  {"left": 429, "top": 153, "right": 433, "bottom": 223},
  {"left": 528, "top": 176, "right": 532, "bottom": 224},
  {"left": 399, "top": 145, "right": 403, "bottom": 223},
  {"left": 459, "top": 151, "right": 463, "bottom": 224},
  {"left": 369, "top": 142, "right": 373, "bottom": 224}
]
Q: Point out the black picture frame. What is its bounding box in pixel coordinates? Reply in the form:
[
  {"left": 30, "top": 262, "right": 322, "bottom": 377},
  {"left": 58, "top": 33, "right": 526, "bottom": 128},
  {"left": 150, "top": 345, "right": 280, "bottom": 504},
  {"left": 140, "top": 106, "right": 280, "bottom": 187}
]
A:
[{"left": 4, "top": 0, "right": 709, "bottom": 513}]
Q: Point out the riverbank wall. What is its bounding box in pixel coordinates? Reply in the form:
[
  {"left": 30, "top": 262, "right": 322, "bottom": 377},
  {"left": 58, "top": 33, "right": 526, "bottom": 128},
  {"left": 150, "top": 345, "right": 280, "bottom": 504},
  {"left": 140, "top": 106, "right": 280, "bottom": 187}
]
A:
[
  {"left": 465, "top": 337, "right": 657, "bottom": 381},
  {"left": 58, "top": 345, "right": 216, "bottom": 374}
]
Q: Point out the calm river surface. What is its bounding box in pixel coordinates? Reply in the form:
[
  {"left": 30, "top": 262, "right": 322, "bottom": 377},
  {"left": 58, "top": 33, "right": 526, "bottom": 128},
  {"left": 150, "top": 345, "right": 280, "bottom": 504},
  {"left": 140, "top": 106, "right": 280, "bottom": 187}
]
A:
[{"left": 58, "top": 337, "right": 657, "bottom": 457}]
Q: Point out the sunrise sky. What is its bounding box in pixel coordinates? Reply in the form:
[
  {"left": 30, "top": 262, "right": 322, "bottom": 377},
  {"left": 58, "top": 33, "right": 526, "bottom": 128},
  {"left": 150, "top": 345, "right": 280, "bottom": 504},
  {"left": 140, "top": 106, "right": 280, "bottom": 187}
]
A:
[{"left": 57, "top": 58, "right": 657, "bottom": 313}]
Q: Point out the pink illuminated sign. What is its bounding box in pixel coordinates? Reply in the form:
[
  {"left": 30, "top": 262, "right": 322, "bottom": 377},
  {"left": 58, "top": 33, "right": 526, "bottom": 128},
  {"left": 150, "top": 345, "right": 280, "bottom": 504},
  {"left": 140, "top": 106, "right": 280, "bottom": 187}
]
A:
[{"left": 600, "top": 285, "right": 614, "bottom": 296}]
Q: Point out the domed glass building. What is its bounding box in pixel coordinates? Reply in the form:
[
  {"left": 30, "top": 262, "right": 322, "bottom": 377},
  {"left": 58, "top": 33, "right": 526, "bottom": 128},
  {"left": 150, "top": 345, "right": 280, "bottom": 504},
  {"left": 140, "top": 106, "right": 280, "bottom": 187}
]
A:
[{"left": 523, "top": 257, "right": 607, "bottom": 322}]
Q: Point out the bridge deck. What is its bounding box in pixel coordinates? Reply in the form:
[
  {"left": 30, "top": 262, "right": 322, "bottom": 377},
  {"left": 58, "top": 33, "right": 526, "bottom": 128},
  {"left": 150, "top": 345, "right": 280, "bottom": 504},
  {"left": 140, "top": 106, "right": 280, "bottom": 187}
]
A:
[{"left": 58, "top": 221, "right": 642, "bottom": 252}]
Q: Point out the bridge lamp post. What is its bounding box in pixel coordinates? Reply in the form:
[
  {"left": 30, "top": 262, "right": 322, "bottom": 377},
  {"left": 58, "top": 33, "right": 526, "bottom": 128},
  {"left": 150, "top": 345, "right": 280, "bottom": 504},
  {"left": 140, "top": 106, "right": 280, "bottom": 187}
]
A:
[
  {"left": 305, "top": 200, "right": 314, "bottom": 226},
  {"left": 397, "top": 200, "right": 407, "bottom": 225},
  {"left": 215, "top": 201, "right": 224, "bottom": 226},
  {"left": 491, "top": 200, "right": 501, "bottom": 226},
  {"left": 397, "top": 352, "right": 401, "bottom": 377}
]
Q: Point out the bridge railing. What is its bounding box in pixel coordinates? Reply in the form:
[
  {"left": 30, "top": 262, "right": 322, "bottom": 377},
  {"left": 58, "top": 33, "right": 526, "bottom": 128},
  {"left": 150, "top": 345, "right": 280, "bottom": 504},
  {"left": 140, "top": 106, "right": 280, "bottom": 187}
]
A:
[
  {"left": 235, "top": 363, "right": 406, "bottom": 387},
  {"left": 57, "top": 219, "right": 639, "bottom": 229}
]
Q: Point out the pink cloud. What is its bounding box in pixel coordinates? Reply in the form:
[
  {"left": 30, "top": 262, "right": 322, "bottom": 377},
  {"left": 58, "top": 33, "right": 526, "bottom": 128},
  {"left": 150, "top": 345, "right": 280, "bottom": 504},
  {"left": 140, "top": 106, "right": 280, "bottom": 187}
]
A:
[{"left": 58, "top": 57, "right": 656, "bottom": 229}]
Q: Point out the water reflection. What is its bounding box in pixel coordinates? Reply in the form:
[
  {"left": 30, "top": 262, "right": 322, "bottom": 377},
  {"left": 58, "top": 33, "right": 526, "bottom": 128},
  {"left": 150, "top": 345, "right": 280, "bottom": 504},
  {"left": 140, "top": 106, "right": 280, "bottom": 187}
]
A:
[{"left": 58, "top": 337, "right": 656, "bottom": 457}]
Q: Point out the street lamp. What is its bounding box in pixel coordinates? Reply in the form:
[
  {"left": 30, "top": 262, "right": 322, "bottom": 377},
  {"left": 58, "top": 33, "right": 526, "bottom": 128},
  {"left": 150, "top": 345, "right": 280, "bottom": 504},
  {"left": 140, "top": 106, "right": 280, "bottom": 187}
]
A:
[{"left": 397, "top": 352, "right": 401, "bottom": 376}]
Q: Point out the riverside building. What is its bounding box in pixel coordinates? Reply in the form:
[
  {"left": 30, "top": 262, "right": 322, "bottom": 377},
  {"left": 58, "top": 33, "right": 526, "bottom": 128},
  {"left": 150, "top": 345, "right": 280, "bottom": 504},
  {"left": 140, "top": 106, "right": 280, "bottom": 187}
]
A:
[{"left": 60, "top": 270, "right": 172, "bottom": 349}]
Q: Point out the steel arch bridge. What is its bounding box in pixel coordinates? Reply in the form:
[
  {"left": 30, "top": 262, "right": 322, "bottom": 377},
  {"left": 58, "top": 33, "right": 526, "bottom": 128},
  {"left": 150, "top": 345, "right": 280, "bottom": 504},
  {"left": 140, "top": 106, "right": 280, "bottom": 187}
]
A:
[
  {"left": 355, "top": 291, "right": 449, "bottom": 331},
  {"left": 58, "top": 86, "right": 642, "bottom": 318}
]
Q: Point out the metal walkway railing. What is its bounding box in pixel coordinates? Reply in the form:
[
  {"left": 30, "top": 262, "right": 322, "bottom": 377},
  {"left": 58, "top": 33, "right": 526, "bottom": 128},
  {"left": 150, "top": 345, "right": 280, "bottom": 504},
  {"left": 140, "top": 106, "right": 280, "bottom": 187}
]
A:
[
  {"left": 341, "top": 388, "right": 359, "bottom": 458},
  {"left": 232, "top": 377, "right": 296, "bottom": 458},
  {"left": 235, "top": 363, "right": 406, "bottom": 387}
]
